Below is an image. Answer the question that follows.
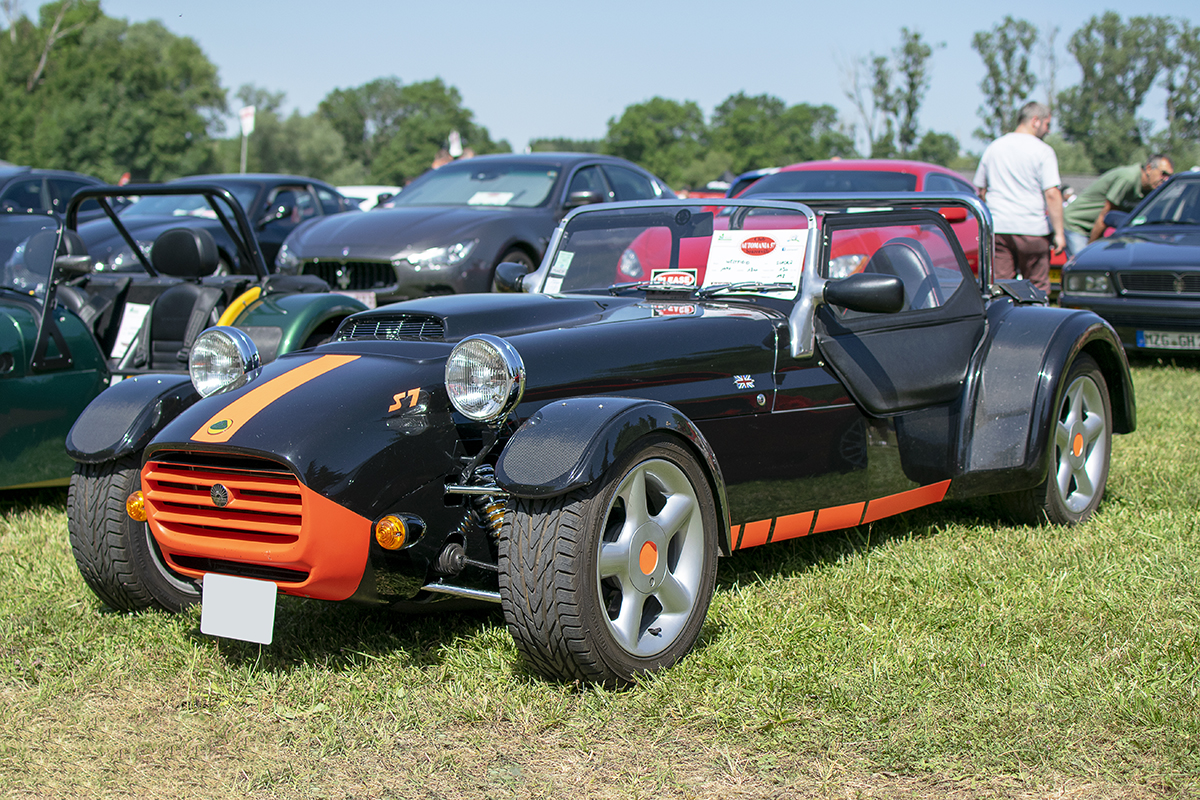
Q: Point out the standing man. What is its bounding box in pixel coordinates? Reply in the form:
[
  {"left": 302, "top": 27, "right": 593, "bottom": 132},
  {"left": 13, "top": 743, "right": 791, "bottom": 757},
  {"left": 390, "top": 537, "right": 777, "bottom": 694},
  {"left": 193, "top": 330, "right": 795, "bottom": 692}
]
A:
[
  {"left": 1063, "top": 155, "right": 1175, "bottom": 255},
  {"left": 973, "top": 101, "right": 1065, "bottom": 294}
]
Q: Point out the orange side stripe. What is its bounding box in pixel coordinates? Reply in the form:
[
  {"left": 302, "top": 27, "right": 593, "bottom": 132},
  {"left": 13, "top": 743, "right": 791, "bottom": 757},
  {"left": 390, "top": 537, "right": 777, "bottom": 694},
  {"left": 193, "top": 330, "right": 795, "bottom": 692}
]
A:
[
  {"left": 862, "top": 479, "right": 951, "bottom": 523},
  {"left": 813, "top": 502, "right": 866, "bottom": 533},
  {"left": 739, "top": 519, "right": 772, "bottom": 549},
  {"left": 733, "top": 480, "right": 953, "bottom": 549},
  {"left": 770, "top": 511, "right": 815, "bottom": 543},
  {"left": 192, "top": 355, "right": 359, "bottom": 443}
]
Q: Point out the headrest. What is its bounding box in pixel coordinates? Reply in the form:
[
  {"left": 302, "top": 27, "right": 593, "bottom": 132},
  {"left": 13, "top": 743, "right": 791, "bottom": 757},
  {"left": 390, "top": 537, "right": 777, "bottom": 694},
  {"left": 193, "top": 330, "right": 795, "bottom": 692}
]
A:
[{"left": 151, "top": 227, "right": 219, "bottom": 278}]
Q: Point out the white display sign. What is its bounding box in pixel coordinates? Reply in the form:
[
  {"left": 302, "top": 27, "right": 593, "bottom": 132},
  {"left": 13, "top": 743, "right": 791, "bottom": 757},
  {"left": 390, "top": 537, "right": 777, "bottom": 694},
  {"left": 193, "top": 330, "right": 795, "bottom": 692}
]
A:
[
  {"left": 703, "top": 229, "right": 805, "bottom": 294},
  {"left": 238, "top": 105, "right": 256, "bottom": 137}
]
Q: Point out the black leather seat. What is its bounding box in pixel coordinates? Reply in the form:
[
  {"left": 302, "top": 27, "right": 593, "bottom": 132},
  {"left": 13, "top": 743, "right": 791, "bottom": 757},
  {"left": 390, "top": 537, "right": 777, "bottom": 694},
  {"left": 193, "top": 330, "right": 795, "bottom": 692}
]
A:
[
  {"left": 860, "top": 238, "right": 944, "bottom": 311},
  {"left": 130, "top": 227, "right": 224, "bottom": 370}
]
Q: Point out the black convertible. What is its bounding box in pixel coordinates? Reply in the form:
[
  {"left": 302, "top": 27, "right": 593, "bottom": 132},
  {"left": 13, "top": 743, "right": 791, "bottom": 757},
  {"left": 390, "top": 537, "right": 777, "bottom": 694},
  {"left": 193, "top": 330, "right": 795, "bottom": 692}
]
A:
[{"left": 68, "top": 194, "right": 1135, "bottom": 685}]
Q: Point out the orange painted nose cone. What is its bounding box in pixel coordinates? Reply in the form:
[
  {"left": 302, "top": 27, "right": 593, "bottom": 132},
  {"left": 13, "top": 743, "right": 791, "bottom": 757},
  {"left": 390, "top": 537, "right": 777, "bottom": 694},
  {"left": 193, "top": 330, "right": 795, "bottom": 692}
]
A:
[
  {"left": 639, "top": 541, "right": 658, "bottom": 575},
  {"left": 1073, "top": 433, "right": 1084, "bottom": 458}
]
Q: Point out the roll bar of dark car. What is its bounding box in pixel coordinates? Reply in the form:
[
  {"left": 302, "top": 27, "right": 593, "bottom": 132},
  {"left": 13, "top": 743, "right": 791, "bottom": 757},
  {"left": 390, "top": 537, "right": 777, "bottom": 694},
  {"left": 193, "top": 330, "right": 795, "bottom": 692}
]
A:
[{"left": 64, "top": 184, "right": 271, "bottom": 279}]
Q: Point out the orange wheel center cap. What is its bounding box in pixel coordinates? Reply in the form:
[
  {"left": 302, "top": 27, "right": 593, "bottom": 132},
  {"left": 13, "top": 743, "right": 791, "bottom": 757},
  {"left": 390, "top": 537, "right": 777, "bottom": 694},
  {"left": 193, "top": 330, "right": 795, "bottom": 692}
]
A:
[
  {"left": 1072, "top": 432, "right": 1084, "bottom": 458},
  {"left": 639, "top": 541, "right": 659, "bottom": 575}
]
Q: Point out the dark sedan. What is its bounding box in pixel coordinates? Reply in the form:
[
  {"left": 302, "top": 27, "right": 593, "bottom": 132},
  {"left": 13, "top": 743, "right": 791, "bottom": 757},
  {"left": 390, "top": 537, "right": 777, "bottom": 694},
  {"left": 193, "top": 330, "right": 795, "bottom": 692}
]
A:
[
  {"left": 77, "top": 174, "right": 356, "bottom": 275},
  {"left": 274, "top": 153, "right": 675, "bottom": 306},
  {"left": 0, "top": 165, "right": 128, "bottom": 222},
  {"left": 1060, "top": 171, "right": 1200, "bottom": 354}
]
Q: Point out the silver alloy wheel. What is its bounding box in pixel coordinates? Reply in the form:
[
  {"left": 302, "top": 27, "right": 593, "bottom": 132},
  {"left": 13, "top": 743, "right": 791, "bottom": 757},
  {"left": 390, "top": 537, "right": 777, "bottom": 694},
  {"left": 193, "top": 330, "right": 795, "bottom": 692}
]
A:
[
  {"left": 596, "top": 458, "right": 706, "bottom": 657},
  {"left": 1054, "top": 372, "right": 1108, "bottom": 514}
]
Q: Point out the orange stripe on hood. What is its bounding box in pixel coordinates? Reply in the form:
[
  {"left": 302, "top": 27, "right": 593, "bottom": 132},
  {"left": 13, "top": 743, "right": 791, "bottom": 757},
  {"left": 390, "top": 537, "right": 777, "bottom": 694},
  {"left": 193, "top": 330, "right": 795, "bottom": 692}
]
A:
[{"left": 192, "top": 355, "right": 359, "bottom": 444}]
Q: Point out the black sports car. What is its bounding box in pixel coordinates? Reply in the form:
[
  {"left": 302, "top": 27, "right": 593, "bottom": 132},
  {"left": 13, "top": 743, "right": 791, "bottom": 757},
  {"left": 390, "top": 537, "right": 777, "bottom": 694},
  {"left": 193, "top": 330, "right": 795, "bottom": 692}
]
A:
[
  {"left": 69, "top": 193, "right": 1135, "bottom": 686},
  {"left": 274, "top": 153, "right": 674, "bottom": 306},
  {"left": 1060, "top": 171, "right": 1200, "bottom": 354},
  {"left": 0, "top": 165, "right": 129, "bottom": 221},
  {"left": 77, "top": 174, "right": 357, "bottom": 275}
]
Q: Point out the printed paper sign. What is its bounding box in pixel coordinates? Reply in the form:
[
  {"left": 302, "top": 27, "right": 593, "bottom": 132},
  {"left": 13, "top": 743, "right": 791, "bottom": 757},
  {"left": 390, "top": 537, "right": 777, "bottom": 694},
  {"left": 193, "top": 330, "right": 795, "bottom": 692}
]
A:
[
  {"left": 468, "top": 191, "right": 514, "bottom": 206},
  {"left": 703, "top": 229, "right": 805, "bottom": 294}
]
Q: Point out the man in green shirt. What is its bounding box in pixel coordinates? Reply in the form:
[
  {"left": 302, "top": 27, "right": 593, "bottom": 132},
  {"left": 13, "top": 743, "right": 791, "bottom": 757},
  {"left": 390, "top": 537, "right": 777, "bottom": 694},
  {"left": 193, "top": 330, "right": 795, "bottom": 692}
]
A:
[{"left": 1064, "top": 155, "right": 1175, "bottom": 255}]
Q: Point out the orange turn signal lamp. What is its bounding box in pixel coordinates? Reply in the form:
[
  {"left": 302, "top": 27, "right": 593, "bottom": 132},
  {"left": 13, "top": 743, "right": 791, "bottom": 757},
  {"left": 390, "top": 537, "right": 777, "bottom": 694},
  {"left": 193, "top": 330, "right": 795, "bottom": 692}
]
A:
[
  {"left": 126, "top": 491, "right": 147, "bottom": 522},
  {"left": 374, "top": 514, "right": 424, "bottom": 551}
]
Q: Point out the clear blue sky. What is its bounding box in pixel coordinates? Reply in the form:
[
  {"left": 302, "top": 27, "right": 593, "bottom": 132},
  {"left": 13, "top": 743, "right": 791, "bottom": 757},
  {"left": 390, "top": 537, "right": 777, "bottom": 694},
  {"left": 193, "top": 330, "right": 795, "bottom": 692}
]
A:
[{"left": 99, "top": 0, "right": 1197, "bottom": 155}]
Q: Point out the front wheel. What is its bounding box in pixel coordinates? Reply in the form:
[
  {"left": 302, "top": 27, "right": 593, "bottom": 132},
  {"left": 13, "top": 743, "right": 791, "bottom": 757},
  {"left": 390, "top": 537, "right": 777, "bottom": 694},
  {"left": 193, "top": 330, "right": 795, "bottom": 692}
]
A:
[
  {"left": 1000, "top": 353, "right": 1112, "bottom": 525},
  {"left": 67, "top": 455, "right": 200, "bottom": 613},
  {"left": 499, "top": 435, "right": 718, "bottom": 684}
]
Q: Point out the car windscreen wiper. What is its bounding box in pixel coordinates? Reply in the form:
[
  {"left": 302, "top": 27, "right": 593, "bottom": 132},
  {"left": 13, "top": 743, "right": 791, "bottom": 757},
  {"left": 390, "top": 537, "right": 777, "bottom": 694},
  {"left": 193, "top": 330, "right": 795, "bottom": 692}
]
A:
[
  {"left": 607, "top": 281, "right": 698, "bottom": 295},
  {"left": 696, "top": 281, "right": 795, "bottom": 298}
]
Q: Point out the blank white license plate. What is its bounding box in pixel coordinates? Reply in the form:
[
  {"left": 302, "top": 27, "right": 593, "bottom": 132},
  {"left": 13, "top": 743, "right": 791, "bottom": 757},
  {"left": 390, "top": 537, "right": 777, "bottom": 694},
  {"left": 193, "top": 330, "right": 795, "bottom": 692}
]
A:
[
  {"left": 1136, "top": 330, "right": 1200, "bottom": 350},
  {"left": 200, "top": 573, "right": 277, "bottom": 644}
]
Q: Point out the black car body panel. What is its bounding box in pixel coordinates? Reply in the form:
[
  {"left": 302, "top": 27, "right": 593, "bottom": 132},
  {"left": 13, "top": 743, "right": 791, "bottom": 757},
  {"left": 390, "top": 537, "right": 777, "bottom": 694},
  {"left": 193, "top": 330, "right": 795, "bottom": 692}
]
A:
[{"left": 1060, "top": 172, "right": 1200, "bottom": 354}]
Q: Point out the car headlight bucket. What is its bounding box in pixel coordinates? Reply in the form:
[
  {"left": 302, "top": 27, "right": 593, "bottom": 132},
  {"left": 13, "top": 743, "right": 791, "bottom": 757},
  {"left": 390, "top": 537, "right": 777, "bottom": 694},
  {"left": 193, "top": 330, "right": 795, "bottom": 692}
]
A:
[
  {"left": 189, "top": 326, "right": 262, "bottom": 398},
  {"left": 1064, "top": 272, "right": 1113, "bottom": 295},
  {"left": 445, "top": 334, "right": 525, "bottom": 423}
]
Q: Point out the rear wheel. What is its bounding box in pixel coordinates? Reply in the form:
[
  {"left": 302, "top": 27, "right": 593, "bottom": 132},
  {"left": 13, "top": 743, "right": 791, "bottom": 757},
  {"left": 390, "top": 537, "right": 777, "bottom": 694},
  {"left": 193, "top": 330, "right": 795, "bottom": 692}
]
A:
[
  {"left": 67, "top": 455, "right": 199, "bottom": 612},
  {"left": 499, "top": 435, "right": 717, "bottom": 684},
  {"left": 1000, "top": 354, "right": 1111, "bottom": 525}
]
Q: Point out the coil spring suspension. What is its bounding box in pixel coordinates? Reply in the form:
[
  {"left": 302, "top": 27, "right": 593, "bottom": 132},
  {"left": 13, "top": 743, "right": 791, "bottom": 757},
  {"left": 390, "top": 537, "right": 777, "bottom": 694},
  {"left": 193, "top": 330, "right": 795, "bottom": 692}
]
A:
[{"left": 458, "top": 464, "right": 507, "bottom": 538}]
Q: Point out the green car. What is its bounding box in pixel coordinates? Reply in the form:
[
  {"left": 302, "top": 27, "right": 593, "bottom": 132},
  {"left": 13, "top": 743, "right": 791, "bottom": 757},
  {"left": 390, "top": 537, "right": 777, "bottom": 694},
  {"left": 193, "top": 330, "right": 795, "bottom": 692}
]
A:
[{"left": 1, "top": 184, "right": 366, "bottom": 492}]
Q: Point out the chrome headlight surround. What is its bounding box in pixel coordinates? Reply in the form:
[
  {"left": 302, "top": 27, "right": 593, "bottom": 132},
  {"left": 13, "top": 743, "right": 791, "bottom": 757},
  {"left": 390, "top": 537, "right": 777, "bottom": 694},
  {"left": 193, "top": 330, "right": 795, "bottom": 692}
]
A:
[
  {"left": 445, "top": 334, "right": 525, "bottom": 423},
  {"left": 188, "top": 326, "right": 262, "bottom": 397}
]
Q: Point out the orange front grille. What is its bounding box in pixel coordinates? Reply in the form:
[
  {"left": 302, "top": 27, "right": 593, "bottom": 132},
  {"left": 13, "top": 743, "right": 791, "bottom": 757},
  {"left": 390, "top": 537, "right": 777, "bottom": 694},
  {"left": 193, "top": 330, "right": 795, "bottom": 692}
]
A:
[
  {"left": 144, "top": 461, "right": 303, "bottom": 543},
  {"left": 142, "top": 453, "right": 373, "bottom": 601}
]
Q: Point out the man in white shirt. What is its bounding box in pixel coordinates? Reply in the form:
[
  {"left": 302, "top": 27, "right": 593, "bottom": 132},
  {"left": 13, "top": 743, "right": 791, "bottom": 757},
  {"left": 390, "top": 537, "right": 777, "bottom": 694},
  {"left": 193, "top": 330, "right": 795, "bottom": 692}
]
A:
[{"left": 973, "top": 101, "right": 1065, "bottom": 294}]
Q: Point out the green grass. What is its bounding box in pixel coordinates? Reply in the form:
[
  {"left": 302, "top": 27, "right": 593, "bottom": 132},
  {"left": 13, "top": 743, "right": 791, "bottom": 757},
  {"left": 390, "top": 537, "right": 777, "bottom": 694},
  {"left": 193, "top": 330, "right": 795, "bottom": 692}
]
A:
[{"left": 1, "top": 360, "right": 1198, "bottom": 799}]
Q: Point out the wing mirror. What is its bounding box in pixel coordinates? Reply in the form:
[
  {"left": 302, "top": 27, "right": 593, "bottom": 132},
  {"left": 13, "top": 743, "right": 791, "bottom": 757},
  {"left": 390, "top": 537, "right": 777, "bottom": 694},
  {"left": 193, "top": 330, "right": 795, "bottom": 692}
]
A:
[
  {"left": 258, "top": 202, "right": 295, "bottom": 227},
  {"left": 54, "top": 254, "right": 93, "bottom": 278},
  {"left": 1103, "top": 210, "right": 1130, "bottom": 230},
  {"left": 938, "top": 206, "right": 968, "bottom": 223},
  {"left": 564, "top": 190, "right": 604, "bottom": 210},
  {"left": 494, "top": 261, "right": 531, "bottom": 293},
  {"left": 823, "top": 272, "right": 905, "bottom": 314}
]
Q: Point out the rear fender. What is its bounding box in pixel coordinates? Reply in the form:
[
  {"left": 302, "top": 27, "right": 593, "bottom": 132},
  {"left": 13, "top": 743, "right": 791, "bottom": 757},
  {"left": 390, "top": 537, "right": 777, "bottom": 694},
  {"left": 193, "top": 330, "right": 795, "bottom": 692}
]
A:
[
  {"left": 233, "top": 292, "right": 367, "bottom": 361},
  {"left": 495, "top": 397, "right": 733, "bottom": 555},
  {"left": 957, "top": 304, "right": 1134, "bottom": 494},
  {"left": 66, "top": 373, "right": 199, "bottom": 464}
]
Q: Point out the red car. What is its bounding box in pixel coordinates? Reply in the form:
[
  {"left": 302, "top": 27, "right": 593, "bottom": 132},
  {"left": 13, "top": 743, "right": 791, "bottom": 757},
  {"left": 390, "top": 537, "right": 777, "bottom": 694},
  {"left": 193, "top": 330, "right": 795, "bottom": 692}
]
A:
[{"left": 615, "top": 160, "right": 980, "bottom": 287}]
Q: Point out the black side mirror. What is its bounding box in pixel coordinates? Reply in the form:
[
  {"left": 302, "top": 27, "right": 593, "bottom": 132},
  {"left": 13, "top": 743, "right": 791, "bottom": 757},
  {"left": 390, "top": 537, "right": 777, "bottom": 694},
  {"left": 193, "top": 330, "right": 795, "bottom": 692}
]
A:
[
  {"left": 54, "top": 254, "right": 92, "bottom": 279},
  {"left": 258, "top": 202, "right": 294, "bottom": 228},
  {"left": 823, "top": 272, "right": 905, "bottom": 314},
  {"left": 494, "top": 261, "right": 530, "bottom": 293},
  {"left": 564, "top": 190, "right": 604, "bottom": 211}
]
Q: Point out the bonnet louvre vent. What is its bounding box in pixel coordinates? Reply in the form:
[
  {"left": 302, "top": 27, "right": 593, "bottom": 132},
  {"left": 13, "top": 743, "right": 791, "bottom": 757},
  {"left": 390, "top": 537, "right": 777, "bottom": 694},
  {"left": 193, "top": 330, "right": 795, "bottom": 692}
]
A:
[{"left": 337, "top": 314, "right": 445, "bottom": 341}]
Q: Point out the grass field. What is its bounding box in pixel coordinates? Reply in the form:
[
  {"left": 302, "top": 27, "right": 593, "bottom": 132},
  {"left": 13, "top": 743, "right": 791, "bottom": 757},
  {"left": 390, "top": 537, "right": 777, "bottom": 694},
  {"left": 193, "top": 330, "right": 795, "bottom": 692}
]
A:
[{"left": 1, "top": 360, "right": 1197, "bottom": 799}]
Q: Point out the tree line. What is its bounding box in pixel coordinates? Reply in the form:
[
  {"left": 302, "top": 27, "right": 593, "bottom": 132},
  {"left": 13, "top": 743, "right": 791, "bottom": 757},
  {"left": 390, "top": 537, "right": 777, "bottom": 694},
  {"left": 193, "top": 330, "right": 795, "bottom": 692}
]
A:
[{"left": 1, "top": 2, "right": 1197, "bottom": 191}]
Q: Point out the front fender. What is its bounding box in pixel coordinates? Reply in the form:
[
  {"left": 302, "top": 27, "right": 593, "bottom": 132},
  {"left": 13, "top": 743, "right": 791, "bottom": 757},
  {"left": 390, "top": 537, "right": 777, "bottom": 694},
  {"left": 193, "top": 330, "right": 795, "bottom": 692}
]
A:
[
  {"left": 234, "top": 292, "right": 368, "bottom": 362},
  {"left": 495, "top": 397, "right": 733, "bottom": 555},
  {"left": 957, "top": 303, "right": 1134, "bottom": 494},
  {"left": 66, "top": 373, "right": 199, "bottom": 464}
]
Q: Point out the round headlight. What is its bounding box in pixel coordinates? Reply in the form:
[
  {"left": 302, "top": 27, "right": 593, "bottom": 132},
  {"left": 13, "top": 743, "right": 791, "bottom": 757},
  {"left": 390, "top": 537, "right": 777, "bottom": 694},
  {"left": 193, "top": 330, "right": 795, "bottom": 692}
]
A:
[
  {"left": 445, "top": 334, "right": 525, "bottom": 423},
  {"left": 189, "top": 326, "right": 262, "bottom": 397}
]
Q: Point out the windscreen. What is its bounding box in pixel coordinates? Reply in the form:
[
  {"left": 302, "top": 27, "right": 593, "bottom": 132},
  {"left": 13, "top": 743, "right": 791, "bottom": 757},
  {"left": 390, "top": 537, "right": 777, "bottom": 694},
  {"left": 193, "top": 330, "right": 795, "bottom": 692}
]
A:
[
  {"left": 1, "top": 218, "right": 62, "bottom": 296},
  {"left": 122, "top": 188, "right": 256, "bottom": 219},
  {"left": 743, "top": 170, "right": 918, "bottom": 195},
  {"left": 393, "top": 162, "right": 560, "bottom": 208},
  {"left": 1128, "top": 179, "right": 1200, "bottom": 227},
  {"left": 539, "top": 203, "right": 810, "bottom": 298}
]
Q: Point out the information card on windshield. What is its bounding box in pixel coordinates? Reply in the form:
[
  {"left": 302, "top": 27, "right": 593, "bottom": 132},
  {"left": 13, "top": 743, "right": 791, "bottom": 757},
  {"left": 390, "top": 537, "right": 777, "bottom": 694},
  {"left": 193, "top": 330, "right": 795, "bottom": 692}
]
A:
[{"left": 703, "top": 229, "right": 805, "bottom": 295}]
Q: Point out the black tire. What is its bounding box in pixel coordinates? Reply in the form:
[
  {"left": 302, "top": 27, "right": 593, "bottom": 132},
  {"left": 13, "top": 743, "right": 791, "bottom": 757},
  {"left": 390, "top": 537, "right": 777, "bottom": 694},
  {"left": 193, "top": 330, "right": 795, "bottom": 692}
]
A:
[
  {"left": 499, "top": 435, "right": 718, "bottom": 684},
  {"left": 67, "top": 455, "right": 199, "bottom": 613},
  {"left": 999, "top": 354, "right": 1112, "bottom": 525}
]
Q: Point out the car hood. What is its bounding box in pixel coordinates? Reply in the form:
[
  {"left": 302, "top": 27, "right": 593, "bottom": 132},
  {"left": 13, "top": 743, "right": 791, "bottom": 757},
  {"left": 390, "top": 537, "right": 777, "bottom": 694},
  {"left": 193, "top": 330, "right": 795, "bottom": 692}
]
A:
[
  {"left": 76, "top": 215, "right": 216, "bottom": 261},
  {"left": 1075, "top": 229, "right": 1200, "bottom": 270},
  {"left": 286, "top": 205, "right": 537, "bottom": 259}
]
